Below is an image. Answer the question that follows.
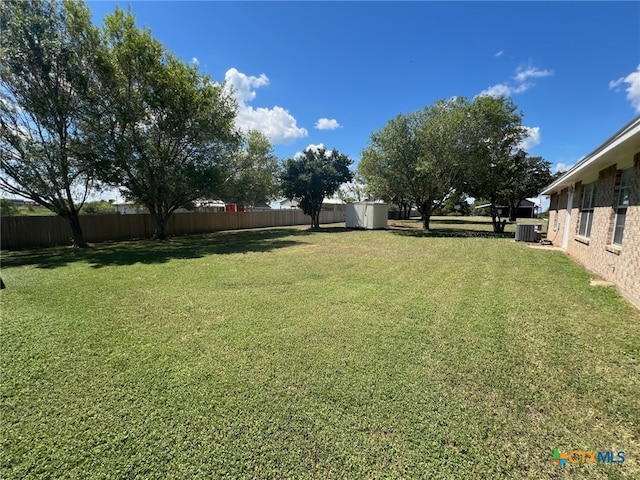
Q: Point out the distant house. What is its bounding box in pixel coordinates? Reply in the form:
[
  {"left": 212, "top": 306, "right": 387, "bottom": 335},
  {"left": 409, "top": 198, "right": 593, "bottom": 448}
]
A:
[
  {"left": 114, "top": 199, "right": 227, "bottom": 214},
  {"left": 194, "top": 200, "right": 226, "bottom": 212},
  {"left": 279, "top": 199, "right": 298, "bottom": 209},
  {"left": 1, "top": 198, "right": 39, "bottom": 207},
  {"left": 514, "top": 199, "right": 539, "bottom": 218},
  {"left": 321, "top": 197, "right": 346, "bottom": 212},
  {"left": 113, "top": 201, "right": 146, "bottom": 215},
  {"left": 225, "top": 204, "right": 245, "bottom": 212},
  {"left": 541, "top": 115, "right": 639, "bottom": 308},
  {"left": 278, "top": 198, "right": 346, "bottom": 211},
  {"left": 249, "top": 202, "right": 272, "bottom": 211},
  {"left": 474, "top": 199, "right": 539, "bottom": 218}
]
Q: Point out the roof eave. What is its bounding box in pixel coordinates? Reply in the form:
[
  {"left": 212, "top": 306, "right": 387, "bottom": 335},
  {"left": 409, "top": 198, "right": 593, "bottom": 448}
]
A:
[{"left": 540, "top": 115, "right": 640, "bottom": 196}]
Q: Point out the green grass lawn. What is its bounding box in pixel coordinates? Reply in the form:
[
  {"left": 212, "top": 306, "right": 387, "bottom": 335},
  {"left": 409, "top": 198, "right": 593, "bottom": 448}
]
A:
[{"left": 1, "top": 217, "right": 638, "bottom": 479}]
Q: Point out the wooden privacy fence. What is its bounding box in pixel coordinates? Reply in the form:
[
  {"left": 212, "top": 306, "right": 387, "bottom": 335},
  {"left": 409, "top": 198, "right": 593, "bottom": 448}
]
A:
[{"left": 1, "top": 208, "right": 346, "bottom": 250}]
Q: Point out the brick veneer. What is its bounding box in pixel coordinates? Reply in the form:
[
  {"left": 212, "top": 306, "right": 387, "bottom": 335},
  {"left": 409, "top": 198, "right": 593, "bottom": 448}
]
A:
[{"left": 547, "top": 155, "right": 640, "bottom": 307}]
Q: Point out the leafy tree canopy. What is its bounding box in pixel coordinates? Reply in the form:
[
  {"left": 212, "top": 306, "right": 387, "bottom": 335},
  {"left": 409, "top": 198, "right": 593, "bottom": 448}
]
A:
[
  {"left": 359, "top": 97, "right": 471, "bottom": 230},
  {"left": 221, "top": 130, "right": 280, "bottom": 207},
  {"left": 281, "top": 147, "right": 353, "bottom": 229},
  {"left": 499, "top": 150, "right": 552, "bottom": 221},
  {"left": 88, "top": 7, "right": 241, "bottom": 239},
  {"left": 0, "top": 0, "right": 102, "bottom": 246},
  {"left": 462, "top": 95, "right": 527, "bottom": 232}
]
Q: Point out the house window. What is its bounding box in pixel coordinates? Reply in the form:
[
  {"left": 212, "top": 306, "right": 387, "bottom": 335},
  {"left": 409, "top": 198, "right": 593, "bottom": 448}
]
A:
[
  {"left": 578, "top": 183, "right": 596, "bottom": 237},
  {"left": 613, "top": 168, "right": 632, "bottom": 245}
]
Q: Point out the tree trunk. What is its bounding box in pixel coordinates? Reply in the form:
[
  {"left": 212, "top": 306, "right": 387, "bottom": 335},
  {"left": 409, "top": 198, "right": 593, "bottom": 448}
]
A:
[
  {"left": 422, "top": 213, "right": 431, "bottom": 231},
  {"left": 419, "top": 201, "right": 431, "bottom": 231},
  {"left": 152, "top": 211, "right": 169, "bottom": 240},
  {"left": 310, "top": 208, "right": 320, "bottom": 229},
  {"left": 508, "top": 201, "right": 518, "bottom": 221},
  {"left": 490, "top": 202, "right": 506, "bottom": 233},
  {"left": 65, "top": 211, "right": 89, "bottom": 248}
]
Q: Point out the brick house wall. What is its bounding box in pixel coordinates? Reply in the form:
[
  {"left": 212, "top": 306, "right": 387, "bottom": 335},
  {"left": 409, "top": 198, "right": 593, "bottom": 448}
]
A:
[
  {"left": 547, "top": 188, "right": 568, "bottom": 246},
  {"left": 547, "top": 155, "right": 640, "bottom": 306}
]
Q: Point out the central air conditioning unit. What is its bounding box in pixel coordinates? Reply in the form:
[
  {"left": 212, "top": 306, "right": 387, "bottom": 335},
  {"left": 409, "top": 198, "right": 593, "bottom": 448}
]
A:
[
  {"left": 345, "top": 202, "right": 389, "bottom": 230},
  {"left": 515, "top": 223, "right": 542, "bottom": 242}
]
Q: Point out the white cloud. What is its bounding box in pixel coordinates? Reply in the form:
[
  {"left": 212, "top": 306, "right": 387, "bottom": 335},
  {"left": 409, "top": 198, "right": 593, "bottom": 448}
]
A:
[
  {"left": 479, "top": 83, "right": 511, "bottom": 97},
  {"left": 478, "top": 83, "right": 513, "bottom": 97},
  {"left": 304, "top": 143, "right": 326, "bottom": 153},
  {"left": 479, "top": 82, "right": 531, "bottom": 97},
  {"left": 609, "top": 77, "right": 624, "bottom": 90},
  {"left": 315, "top": 118, "right": 341, "bottom": 130},
  {"left": 609, "top": 65, "right": 640, "bottom": 113},
  {"left": 514, "top": 66, "right": 553, "bottom": 82},
  {"left": 224, "top": 68, "right": 308, "bottom": 144},
  {"left": 191, "top": 57, "right": 199, "bottom": 66},
  {"left": 478, "top": 63, "right": 553, "bottom": 98},
  {"left": 294, "top": 143, "right": 328, "bottom": 159},
  {"left": 554, "top": 162, "right": 574, "bottom": 173},
  {"left": 519, "top": 126, "right": 541, "bottom": 151},
  {"left": 494, "top": 50, "right": 504, "bottom": 58},
  {"left": 225, "top": 68, "right": 268, "bottom": 103}
]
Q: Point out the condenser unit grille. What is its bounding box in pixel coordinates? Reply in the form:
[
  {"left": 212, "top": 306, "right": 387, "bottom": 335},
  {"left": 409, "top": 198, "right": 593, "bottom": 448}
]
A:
[{"left": 515, "top": 224, "right": 536, "bottom": 242}]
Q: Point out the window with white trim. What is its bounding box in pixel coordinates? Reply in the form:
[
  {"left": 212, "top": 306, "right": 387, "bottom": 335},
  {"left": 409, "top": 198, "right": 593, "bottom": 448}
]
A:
[
  {"left": 578, "top": 182, "right": 596, "bottom": 237},
  {"left": 613, "top": 168, "right": 632, "bottom": 246}
]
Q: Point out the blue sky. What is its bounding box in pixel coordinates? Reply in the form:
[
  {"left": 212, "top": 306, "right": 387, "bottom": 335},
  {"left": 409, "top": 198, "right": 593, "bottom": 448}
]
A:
[{"left": 87, "top": 1, "right": 640, "bottom": 180}]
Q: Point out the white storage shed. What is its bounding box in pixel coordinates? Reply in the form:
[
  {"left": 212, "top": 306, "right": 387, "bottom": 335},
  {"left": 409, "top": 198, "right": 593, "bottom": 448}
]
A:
[{"left": 345, "top": 202, "right": 389, "bottom": 230}]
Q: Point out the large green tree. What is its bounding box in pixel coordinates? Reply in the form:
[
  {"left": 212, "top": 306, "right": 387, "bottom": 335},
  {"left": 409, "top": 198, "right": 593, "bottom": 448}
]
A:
[
  {"left": 463, "top": 95, "right": 527, "bottom": 232},
  {"left": 359, "top": 115, "right": 415, "bottom": 220},
  {"left": 221, "top": 130, "right": 279, "bottom": 207},
  {"left": 89, "top": 8, "right": 240, "bottom": 239},
  {"left": 360, "top": 98, "right": 471, "bottom": 230},
  {"left": 501, "top": 150, "right": 552, "bottom": 221},
  {"left": 0, "top": 0, "right": 101, "bottom": 247},
  {"left": 281, "top": 147, "right": 353, "bottom": 229}
]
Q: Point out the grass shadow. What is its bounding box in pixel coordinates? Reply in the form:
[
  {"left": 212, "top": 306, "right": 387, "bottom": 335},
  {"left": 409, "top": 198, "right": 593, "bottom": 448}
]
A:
[
  {"left": 2, "top": 220, "right": 517, "bottom": 271},
  {"left": 389, "top": 226, "right": 515, "bottom": 239},
  {"left": 428, "top": 218, "right": 506, "bottom": 226},
  {"left": 1, "top": 227, "right": 309, "bottom": 270},
  {"left": 301, "top": 226, "right": 352, "bottom": 234}
]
